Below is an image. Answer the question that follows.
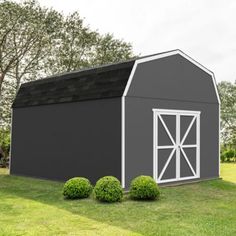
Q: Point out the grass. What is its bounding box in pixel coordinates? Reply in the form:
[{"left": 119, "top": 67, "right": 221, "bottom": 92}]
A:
[
  {"left": 0, "top": 165, "right": 235, "bottom": 236},
  {"left": 220, "top": 163, "right": 236, "bottom": 183}
]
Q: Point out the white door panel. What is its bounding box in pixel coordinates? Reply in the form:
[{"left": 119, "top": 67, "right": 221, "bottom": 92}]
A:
[{"left": 153, "top": 109, "right": 200, "bottom": 184}]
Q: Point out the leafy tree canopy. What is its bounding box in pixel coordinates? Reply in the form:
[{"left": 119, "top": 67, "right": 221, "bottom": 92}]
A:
[{"left": 218, "top": 81, "right": 236, "bottom": 146}]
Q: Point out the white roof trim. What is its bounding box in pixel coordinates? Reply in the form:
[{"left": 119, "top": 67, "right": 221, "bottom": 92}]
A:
[{"left": 123, "top": 49, "right": 220, "bottom": 104}]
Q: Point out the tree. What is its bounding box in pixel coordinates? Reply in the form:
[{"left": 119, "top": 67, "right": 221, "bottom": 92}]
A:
[
  {"left": 0, "top": 0, "right": 62, "bottom": 92},
  {"left": 46, "top": 12, "right": 98, "bottom": 74},
  {"left": 0, "top": 0, "right": 134, "bottom": 128},
  {"left": 90, "top": 33, "right": 134, "bottom": 66},
  {"left": 218, "top": 81, "right": 236, "bottom": 146},
  {"left": 0, "top": 79, "right": 15, "bottom": 127},
  {"left": 47, "top": 13, "right": 134, "bottom": 74},
  {"left": 0, "top": 0, "right": 63, "bottom": 125}
]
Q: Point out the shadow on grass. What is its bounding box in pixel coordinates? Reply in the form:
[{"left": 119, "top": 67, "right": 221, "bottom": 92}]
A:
[
  {"left": 0, "top": 173, "right": 162, "bottom": 235},
  {"left": 1, "top": 171, "right": 236, "bottom": 235}
]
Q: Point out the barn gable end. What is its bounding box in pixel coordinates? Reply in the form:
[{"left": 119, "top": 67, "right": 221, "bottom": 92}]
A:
[
  {"left": 121, "top": 50, "right": 220, "bottom": 188},
  {"left": 123, "top": 50, "right": 220, "bottom": 104}
]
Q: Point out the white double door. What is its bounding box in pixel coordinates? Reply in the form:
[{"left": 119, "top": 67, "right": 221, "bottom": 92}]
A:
[{"left": 153, "top": 109, "right": 200, "bottom": 184}]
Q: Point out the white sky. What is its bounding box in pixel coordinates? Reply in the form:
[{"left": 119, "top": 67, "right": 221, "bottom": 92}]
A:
[{"left": 18, "top": 0, "right": 236, "bottom": 82}]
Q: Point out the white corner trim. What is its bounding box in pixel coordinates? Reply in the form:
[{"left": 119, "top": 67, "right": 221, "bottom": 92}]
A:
[
  {"left": 9, "top": 109, "right": 13, "bottom": 174},
  {"left": 218, "top": 103, "right": 221, "bottom": 177},
  {"left": 121, "top": 96, "right": 125, "bottom": 188},
  {"left": 123, "top": 49, "right": 220, "bottom": 105},
  {"left": 208, "top": 71, "right": 220, "bottom": 105}
]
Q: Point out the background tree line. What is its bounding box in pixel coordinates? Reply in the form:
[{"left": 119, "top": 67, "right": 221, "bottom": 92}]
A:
[
  {"left": 218, "top": 81, "right": 236, "bottom": 162},
  {"left": 0, "top": 0, "right": 235, "bottom": 164}
]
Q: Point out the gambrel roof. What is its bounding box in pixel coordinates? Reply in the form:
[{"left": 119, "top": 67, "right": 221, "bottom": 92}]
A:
[
  {"left": 12, "top": 50, "right": 220, "bottom": 108},
  {"left": 12, "top": 60, "right": 135, "bottom": 108}
]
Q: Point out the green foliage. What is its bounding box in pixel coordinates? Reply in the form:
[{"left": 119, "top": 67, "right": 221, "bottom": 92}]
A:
[
  {"left": 0, "top": 0, "right": 63, "bottom": 126},
  {"left": 48, "top": 14, "right": 134, "bottom": 74},
  {"left": 0, "top": 156, "right": 9, "bottom": 168},
  {"left": 63, "top": 177, "right": 93, "bottom": 199},
  {"left": 91, "top": 33, "right": 134, "bottom": 66},
  {"left": 218, "top": 81, "right": 236, "bottom": 146},
  {"left": 130, "top": 175, "right": 160, "bottom": 200},
  {"left": 48, "top": 11, "right": 98, "bottom": 73},
  {"left": 220, "top": 152, "right": 227, "bottom": 163},
  {"left": 0, "top": 128, "right": 10, "bottom": 156},
  {"left": 221, "top": 148, "right": 236, "bottom": 162},
  {"left": 94, "top": 176, "right": 123, "bottom": 203},
  {"left": 224, "top": 149, "right": 235, "bottom": 159}
]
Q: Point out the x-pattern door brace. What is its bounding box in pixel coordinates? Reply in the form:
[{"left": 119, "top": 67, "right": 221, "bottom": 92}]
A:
[{"left": 153, "top": 109, "right": 200, "bottom": 183}]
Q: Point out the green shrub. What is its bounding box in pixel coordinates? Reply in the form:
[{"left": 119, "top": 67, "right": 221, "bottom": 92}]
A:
[
  {"left": 220, "top": 152, "right": 227, "bottom": 162},
  {"left": 94, "top": 176, "right": 123, "bottom": 203},
  {"left": 0, "top": 156, "right": 9, "bottom": 168},
  {"left": 222, "top": 149, "right": 235, "bottom": 162},
  {"left": 63, "top": 177, "right": 93, "bottom": 199},
  {"left": 225, "top": 149, "right": 235, "bottom": 158},
  {"left": 130, "top": 175, "right": 160, "bottom": 200},
  {"left": 0, "top": 128, "right": 10, "bottom": 158}
]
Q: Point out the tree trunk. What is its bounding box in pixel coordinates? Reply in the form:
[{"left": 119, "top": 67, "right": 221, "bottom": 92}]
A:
[
  {"left": 15, "top": 61, "right": 21, "bottom": 92},
  {"left": 0, "top": 72, "right": 5, "bottom": 127},
  {"left": 0, "top": 72, "right": 4, "bottom": 98}
]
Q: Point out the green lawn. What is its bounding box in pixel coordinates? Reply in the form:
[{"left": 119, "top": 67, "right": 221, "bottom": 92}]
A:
[
  {"left": 220, "top": 163, "right": 236, "bottom": 183},
  {"left": 0, "top": 165, "right": 236, "bottom": 236}
]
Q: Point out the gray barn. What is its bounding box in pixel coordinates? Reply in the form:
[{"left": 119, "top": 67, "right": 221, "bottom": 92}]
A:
[{"left": 10, "top": 50, "right": 220, "bottom": 188}]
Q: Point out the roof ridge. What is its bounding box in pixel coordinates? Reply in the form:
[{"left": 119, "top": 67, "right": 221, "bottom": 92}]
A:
[
  {"left": 21, "top": 49, "right": 179, "bottom": 88},
  {"left": 22, "top": 59, "right": 136, "bottom": 87}
]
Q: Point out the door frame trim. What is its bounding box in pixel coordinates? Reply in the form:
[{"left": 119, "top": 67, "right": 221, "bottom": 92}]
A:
[{"left": 153, "top": 108, "right": 201, "bottom": 184}]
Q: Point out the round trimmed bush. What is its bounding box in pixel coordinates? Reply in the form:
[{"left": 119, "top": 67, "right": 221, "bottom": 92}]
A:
[
  {"left": 94, "top": 176, "right": 123, "bottom": 203},
  {"left": 63, "top": 177, "right": 93, "bottom": 199},
  {"left": 130, "top": 175, "right": 160, "bottom": 200}
]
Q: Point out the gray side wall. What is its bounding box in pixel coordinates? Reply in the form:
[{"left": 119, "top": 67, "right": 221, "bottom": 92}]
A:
[
  {"left": 125, "top": 97, "right": 219, "bottom": 187},
  {"left": 11, "top": 98, "right": 121, "bottom": 184},
  {"left": 124, "top": 54, "right": 219, "bottom": 187}
]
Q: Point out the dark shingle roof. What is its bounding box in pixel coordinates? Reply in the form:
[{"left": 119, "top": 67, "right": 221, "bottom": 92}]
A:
[
  {"left": 12, "top": 60, "right": 135, "bottom": 108},
  {"left": 12, "top": 50, "right": 178, "bottom": 108}
]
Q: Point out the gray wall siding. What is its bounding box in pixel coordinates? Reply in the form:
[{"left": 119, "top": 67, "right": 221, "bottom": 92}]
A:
[
  {"left": 11, "top": 98, "right": 121, "bottom": 183},
  {"left": 125, "top": 97, "right": 219, "bottom": 187},
  {"left": 127, "top": 54, "right": 218, "bottom": 104},
  {"left": 124, "top": 54, "right": 219, "bottom": 188}
]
